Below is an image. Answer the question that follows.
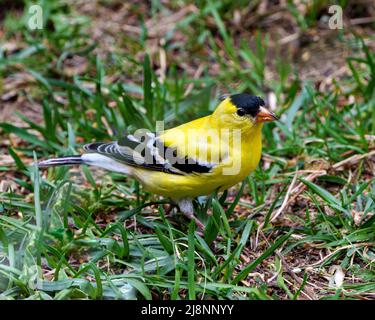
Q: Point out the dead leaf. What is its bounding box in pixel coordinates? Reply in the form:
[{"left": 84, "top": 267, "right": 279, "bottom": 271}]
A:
[{"left": 328, "top": 265, "right": 345, "bottom": 289}]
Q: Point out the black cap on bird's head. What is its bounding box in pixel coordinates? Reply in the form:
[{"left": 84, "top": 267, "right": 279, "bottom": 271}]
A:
[
  {"left": 220, "top": 93, "right": 278, "bottom": 122},
  {"left": 229, "top": 93, "right": 265, "bottom": 117}
]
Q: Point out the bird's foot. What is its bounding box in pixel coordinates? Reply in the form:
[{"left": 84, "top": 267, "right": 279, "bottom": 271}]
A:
[
  {"left": 177, "top": 198, "right": 205, "bottom": 231},
  {"left": 182, "top": 211, "right": 205, "bottom": 231}
]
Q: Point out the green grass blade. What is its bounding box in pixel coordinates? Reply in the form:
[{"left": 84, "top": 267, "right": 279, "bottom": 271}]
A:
[{"left": 187, "top": 221, "right": 196, "bottom": 300}]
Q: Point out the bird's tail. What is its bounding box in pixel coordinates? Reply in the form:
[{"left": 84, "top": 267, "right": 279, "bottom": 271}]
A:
[
  {"left": 38, "top": 153, "right": 132, "bottom": 175},
  {"left": 38, "top": 155, "right": 83, "bottom": 168}
]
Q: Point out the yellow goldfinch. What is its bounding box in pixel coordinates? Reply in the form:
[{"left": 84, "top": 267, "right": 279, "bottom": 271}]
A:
[{"left": 38, "top": 93, "right": 277, "bottom": 229}]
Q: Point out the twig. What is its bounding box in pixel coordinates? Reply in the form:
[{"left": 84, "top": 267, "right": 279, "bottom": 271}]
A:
[
  {"left": 350, "top": 17, "right": 375, "bottom": 26},
  {"left": 332, "top": 150, "right": 375, "bottom": 170},
  {"left": 184, "top": 64, "right": 204, "bottom": 97},
  {"left": 302, "top": 242, "right": 374, "bottom": 268},
  {"left": 286, "top": 170, "right": 327, "bottom": 207},
  {"left": 270, "top": 173, "right": 298, "bottom": 223}
]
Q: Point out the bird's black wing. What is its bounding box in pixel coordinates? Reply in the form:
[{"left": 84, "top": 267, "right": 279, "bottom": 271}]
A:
[{"left": 83, "top": 132, "right": 214, "bottom": 175}]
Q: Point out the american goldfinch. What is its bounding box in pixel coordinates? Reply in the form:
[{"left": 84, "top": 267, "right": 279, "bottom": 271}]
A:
[{"left": 38, "top": 93, "right": 277, "bottom": 229}]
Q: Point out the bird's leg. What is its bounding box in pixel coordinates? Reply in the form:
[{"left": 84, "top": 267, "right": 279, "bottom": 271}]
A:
[{"left": 177, "top": 198, "right": 205, "bottom": 231}]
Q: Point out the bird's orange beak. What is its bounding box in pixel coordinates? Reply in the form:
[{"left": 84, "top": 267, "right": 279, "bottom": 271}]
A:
[{"left": 256, "top": 106, "right": 278, "bottom": 123}]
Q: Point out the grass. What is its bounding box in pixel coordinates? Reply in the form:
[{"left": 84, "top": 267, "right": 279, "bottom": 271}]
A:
[{"left": 0, "top": 1, "right": 374, "bottom": 300}]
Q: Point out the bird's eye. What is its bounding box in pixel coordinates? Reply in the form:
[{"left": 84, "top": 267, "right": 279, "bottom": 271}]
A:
[{"left": 236, "top": 108, "right": 246, "bottom": 117}]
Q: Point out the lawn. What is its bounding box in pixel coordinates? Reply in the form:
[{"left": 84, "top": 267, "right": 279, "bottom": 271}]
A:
[{"left": 0, "top": 0, "right": 374, "bottom": 300}]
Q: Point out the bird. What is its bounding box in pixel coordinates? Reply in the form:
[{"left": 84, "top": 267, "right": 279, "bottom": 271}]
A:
[{"left": 38, "top": 93, "right": 278, "bottom": 229}]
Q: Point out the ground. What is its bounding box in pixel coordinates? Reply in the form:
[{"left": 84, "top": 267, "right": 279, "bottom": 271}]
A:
[{"left": 0, "top": 0, "right": 374, "bottom": 300}]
